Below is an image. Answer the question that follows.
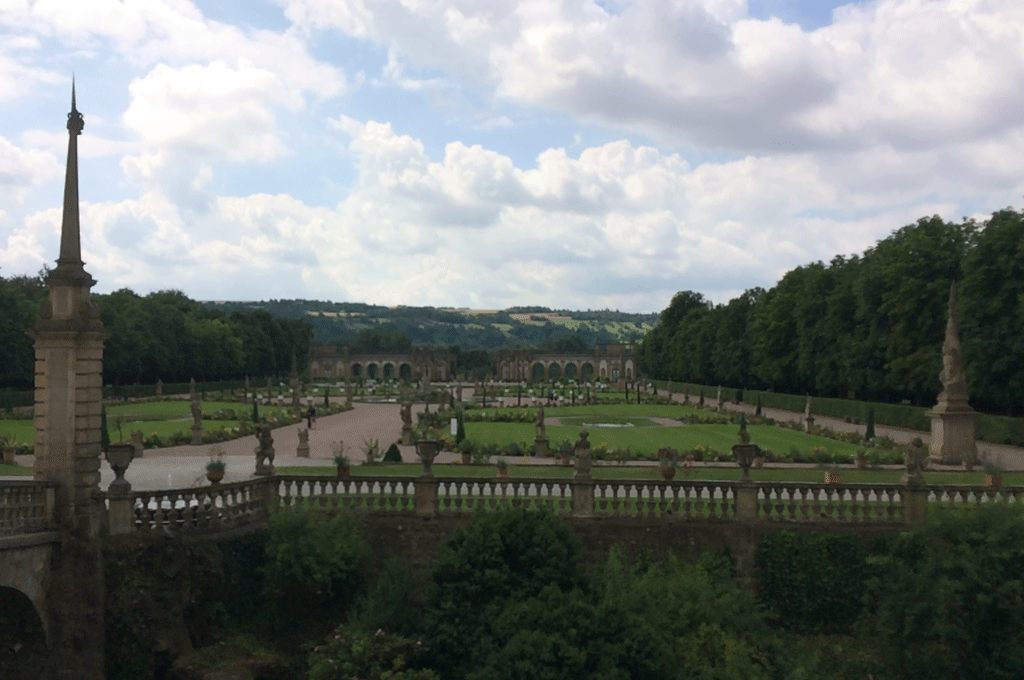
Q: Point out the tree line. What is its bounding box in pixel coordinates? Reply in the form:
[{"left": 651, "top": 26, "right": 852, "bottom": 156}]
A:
[
  {"left": 637, "top": 209, "right": 1024, "bottom": 416},
  {"left": 0, "top": 279, "right": 313, "bottom": 388}
]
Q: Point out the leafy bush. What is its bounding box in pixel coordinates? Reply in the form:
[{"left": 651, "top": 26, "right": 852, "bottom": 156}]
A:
[
  {"left": 262, "top": 508, "right": 371, "bottom": 644},
  {"left": 756, "top": 531, "right": 868, "bottom": 634},
  {"left": 308, "top": 627, "right": 437, "bottom": 680},
  {"left": 859, "top": 506, "right": 1024, "bottom": 679}
]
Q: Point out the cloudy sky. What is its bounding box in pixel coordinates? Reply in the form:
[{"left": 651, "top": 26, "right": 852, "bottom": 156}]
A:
[{"left": 1, "top": 0, "right": 1022, "bottom": 313}]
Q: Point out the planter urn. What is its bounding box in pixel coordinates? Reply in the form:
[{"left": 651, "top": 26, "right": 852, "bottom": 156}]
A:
[
  {"left": 206, "top": 469, "right": 225, "bottom": 485},
  {"left": 732, "top": 443, "right": 759, "bottom": 482},
  {"left": 416, "top": 439, "right": 441, "bottom": 477}
]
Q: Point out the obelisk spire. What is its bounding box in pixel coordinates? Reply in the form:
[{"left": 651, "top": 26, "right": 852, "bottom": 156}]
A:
[{"left": 57, "top": 77, "right": 85, "bottom": 272}]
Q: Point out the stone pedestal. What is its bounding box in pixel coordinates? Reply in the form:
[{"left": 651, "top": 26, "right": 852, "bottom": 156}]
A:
[
  {"left": 928, "top": 406, "right": 978, "bottom": 465},
  {"left": 804, "top": 416, "right": 815, "bottom": 433},
  {"left": 415, "top": 478, "right": 438, "bottom": 516},
  {"left": 402, "top": 425, "right": 414, "bottom": 446},
  {"left": 571, "top": 480, "right": 594, "bottom": 517},
  {"left": 534, "top": 437, "right": 548, "bottom": 457},
  {"left": 903, "top": 486, "right": 929, "bottom": 523},
  {"left": 190, "top": 423, "right": 203, "bottom": 445},
  {"left": 734, "top": 483, "right": 759, "bottom": 521},
  {"left": 296, "top": 428, "right": 310, "bottom": 458}
]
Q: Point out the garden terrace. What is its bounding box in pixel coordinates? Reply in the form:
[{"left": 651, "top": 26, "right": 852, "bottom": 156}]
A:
[{"left": 91, "top": 473, "right": 1024, "bottom": 537}]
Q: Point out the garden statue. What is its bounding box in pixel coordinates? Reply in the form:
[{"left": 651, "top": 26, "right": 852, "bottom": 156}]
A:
[
  {"left": 535, "top": 406, "right": 546, "bottom": 439},
  {"left": 401, "top": 399, "right": 414, "bottom": 445},
  {"left": 573, "top": 429, "right": 592, "bottom": 479},
  {"left": 904, "top": 437, "right": 928, "bottom": 486},
  {"left": 255, "top": 423, "right": 275, "bottom": 475},
  {"left": 190, "top": 399, "right": 203, "bottom": 445},
  {"left": 155, "top": 379, "right": 163, "bottom": 398},
  {"left": 189, "top": 377, "right": 197, "bottom": 401}
]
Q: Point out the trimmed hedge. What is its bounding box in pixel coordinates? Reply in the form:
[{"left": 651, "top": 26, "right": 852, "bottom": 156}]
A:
[{"left": 655, "top": 380, "right": 1024, "bottom": 447}]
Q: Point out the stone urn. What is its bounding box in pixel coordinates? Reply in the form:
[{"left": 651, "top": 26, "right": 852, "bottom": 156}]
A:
[
  {"left": 660, "top": 466, "right": 677, "bottom": 481},
  {"left": 105, "top": 442, "right": 135, "bottom": 495},
  {"left": 206, "top": 469, "right": 225, "bottom": 485},
  {"left": 732, "top": 443, "right": 759, "bottom": 482},
  {"left": 416, "top": 439, "right": 441, "bottom": 477}
]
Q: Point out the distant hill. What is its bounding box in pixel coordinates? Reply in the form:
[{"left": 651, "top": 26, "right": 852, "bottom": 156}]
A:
[{"left": 203, "top": 300, "right": 658, "bottom": 351}]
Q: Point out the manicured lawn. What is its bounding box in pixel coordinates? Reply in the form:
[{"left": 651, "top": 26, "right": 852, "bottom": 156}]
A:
[
  {"left": 277, "top": 463, "right": 1024, "bottom": 486},
  {"left": 557, "top": 415, "right": 658, "bottom": 427},
  {"left": 462, "top": 422, "right": 864, "bottom": 459},
  {"left": 0, "top": 420, "right": 35, "bottom": 447},
  {"left": 0, "top": 463, "right": 32, "bottom": 476},
  {"left": 0, "top": 400, "right": 296, "bottom": 447},
  {"left": 482, "top": 404, "right": 696, "bottom": 419}
]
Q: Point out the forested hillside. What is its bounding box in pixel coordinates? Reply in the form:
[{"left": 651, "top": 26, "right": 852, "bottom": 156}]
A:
[
  {"left": 206, "top": 301, "right": 657, "bottom": 350},
  {"left": 637, "top": 209, "right": 1024, "bottom": 415},
  {"left": 0, "top": 280, "right": 312, "bottom": 388}
]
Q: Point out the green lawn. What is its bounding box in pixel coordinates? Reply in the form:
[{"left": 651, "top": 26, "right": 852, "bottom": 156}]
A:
[
  {"left": 276, "top": 463, "right": 1024, "bottom": 486},
  {"left": 0, "top": 400, "right": 297, "bottom": 447},
  {"left": 463, "top": 422, "right": 863, "bottom": 459},
  {"left": 484, "top": 404, "right": 694, "bottom": 419}
]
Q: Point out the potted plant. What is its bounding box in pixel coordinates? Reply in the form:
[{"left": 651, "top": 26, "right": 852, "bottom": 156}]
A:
[
  {"left": 205, "top": 450, "right": 226, "bottom": 484},
  {"left": 983, "top": 460, "right": 1005, "bottom": 490},
  {"left": 657, "top": 447, "right": 679, "bottom": 481},
  {"left": 557, "top": 439, "right": 573, "bottom": 466},
  {"left": 458, "top": 439, "right": 474, "bottom": 465},
  {"left": 855, "top": 448, "right": 868, "bottom": 470},
  {"left": 496, "top": 458, "right": 509, "bottom": 479},
  {"left": 334, "top": 454, "right": 351, "bottom": 478}
]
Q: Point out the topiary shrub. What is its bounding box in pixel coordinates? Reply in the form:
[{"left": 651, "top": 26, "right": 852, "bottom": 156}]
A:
[{"left": 383, "top": 442, "right": 402, "bottom": 462}]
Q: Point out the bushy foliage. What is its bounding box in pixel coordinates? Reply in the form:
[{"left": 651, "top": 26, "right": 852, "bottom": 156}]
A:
[
  {"left": 859, "top": 506, "right": 1024, "bottom": 679},
  {"left": 308, "top": 628, "right": 437, "bottom": 680},
  {"left": 756, "top": 531, "right": 868, "bottom": 634},
  {"left": 262, "top": 508, "right": 371, "bottom": 643}
]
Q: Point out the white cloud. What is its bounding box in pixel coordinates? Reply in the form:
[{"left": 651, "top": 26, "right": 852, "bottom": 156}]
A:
[{"left": 284, "top": 0, "right": 1024, "bottom": 153}]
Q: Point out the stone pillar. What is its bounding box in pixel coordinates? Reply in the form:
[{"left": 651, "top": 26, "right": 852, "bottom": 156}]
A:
[
  {"left": 571, "top": 431, "right": 593, "bottom": 516},
  {"left": 734, "top": 483, "right": 759, "bottom": 521},
  {"left": 296, "top": 428, "right": 309, "bottom": 458},
  {"left": 903, "top": 487, "right": 929, "bottom": 524},
  {"left": 929, "top": 283, "right": 978, "bottom": 465},
  {"left": 346, "top": 380, "right": 353, "bottom": 408},
  {"left": 414, "top": 477, "right": 438, "bottom": 516},
  {"left": 534, "top": 437, "right": 547, "bottom": 457}
]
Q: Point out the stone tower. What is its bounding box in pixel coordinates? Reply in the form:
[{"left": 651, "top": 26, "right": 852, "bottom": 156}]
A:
[
  {"left": 29, "top": 82, "right": 108, "bottom": 537},
  {"left": 928, "top": 282, "right": 978, "bottom": 465}
]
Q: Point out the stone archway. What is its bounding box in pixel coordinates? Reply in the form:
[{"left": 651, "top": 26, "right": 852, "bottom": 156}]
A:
[
  {"left": 564, "top": 362, "right": 577, "bottom": 380},
  {"left": 351, "top": 363, "right": 363, "bottom": 377},
  {"left": 0, "top": 587, "right": 47, "bottom": 679},
  {"left": 532, "top": 362, "right": 545, "bottom": 380},
  {"left": 383, "top": 363, "right": 395, "bottom": 379},
  {"left": 548, "top": 363, "right": 561, "bottom": 380},
  {"left": 367, "top": 363, "right": 379, "bottom": 380},
  {"left": 399, "top": 363, "right": 412, "bottom": 381},
  {"left": 581, "top": 362, "right": 594, "bottom": 380}
]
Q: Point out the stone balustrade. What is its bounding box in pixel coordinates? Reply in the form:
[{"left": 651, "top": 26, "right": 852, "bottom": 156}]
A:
[
  {"left": 0, "top": 481, "right": 57, "bottom": 536},
  {"left": 5, "top": 476, "right": 1021, "bottom": 539},
  {"left": 110, "top": 478, "right": 275, "bottom": 535},
  {"left": 755, "top": 482, "right": 906, "bottom": 523}
]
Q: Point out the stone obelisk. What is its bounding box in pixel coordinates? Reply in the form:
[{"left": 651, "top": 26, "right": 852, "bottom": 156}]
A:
[
  {"left": 29, "top": 82, "right": 109, "bottom": 537},
  {"left": 928, "top": 282, "right": 978, "bottom": 465}
]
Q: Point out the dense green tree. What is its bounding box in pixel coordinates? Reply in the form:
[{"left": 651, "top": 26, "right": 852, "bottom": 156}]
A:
[{"left": 961, "top": 209, "right": 1024, "bottom": 415}]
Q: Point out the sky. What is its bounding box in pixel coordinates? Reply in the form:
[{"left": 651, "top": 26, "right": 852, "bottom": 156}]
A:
[{"left": 1, "top": 0, "right": 1022, "bottom": 314}]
